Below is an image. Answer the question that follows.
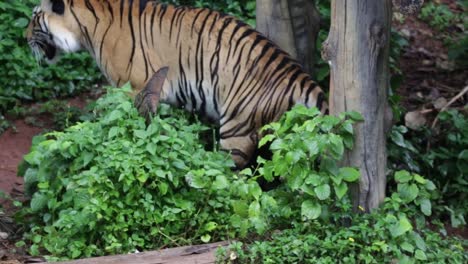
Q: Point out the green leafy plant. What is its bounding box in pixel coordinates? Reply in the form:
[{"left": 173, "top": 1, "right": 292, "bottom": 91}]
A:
[
  {"left": 388, "top": 109, "right": 468, "bottom": 226},
  {"left": 217, "top": 171, "right": 467, "bottom": 264},
  {"left": 18, "top": 86, "right": 238, "bottom": 259},
  {"left": 419, "top": 2, "right": 460, "bottom": 31},
  {"left": 18, "top": 88, "right": 364, "bottom": 260}
]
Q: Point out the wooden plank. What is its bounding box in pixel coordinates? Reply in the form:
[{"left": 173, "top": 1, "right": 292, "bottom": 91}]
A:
[{"left": 40, "top": 241, "right": 229, "bottom": 264}]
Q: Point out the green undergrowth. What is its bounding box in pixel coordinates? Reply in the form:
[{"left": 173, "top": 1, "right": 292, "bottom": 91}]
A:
[
  {"left": 17, "top": 87, "right": 466, "bottom": 263},
  {"left": 218, "top": 170, "right": 467, "bottom": 263},
  {"left": 17, "top": 86, "right": 363, "bottom": 260},
  {"left": 388, "top": 109, "right": 468, "bottom": 228}
]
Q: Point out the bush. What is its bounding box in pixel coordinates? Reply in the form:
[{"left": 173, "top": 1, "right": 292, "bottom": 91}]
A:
[
  {"left": 218, "top": 171, "right": 467, "bottom": 263},
  {"left": 18, "top": 86, "right": 363, "bottom": 260},
  {"left": 0, "top": 0, "right": 101, "bottom": 113},
  {"left": 388, "top": 109, "right": 468, "bottom": 227},
  {"left": 18, "top": 86, "right": 237, "bottom": 259}
]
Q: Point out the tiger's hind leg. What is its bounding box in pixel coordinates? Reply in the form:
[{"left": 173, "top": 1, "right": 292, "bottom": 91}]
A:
[
  {"left": 134, "top": 67, "right": 169, "bottom": 123},
  {"left": 219, "top": 125, "right": 258, "bottom": 169}
]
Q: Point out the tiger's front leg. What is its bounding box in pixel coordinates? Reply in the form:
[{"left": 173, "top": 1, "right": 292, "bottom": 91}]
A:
[{"left": 134, "top": 67, "right": 169, "bottom": 123}]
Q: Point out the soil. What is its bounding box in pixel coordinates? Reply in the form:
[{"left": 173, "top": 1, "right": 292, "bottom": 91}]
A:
[{"left": 1, "top": 1, "right": 467, "bottom": 262}]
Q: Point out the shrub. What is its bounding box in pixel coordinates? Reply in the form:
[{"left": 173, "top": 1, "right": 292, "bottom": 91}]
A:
[
  {"left": 18, "top": 86, "right": 363, "bottom": 260},
  {"left": 388, "top": 109, "right": 468, "bottom": 227},
  {"left": 18, "top": 86, "right": 237, "bottom": 259},
  {"left": 218, "top": 171, "right": 467, "bottom": 264}
]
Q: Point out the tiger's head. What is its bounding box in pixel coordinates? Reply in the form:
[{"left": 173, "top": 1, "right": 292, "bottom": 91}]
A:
[{"left": 26, "top": 0, "right": 82, "bottom": 63}]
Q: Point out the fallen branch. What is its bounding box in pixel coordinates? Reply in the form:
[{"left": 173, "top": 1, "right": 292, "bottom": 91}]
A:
[{"left": 431, "top": 86, "right": 468, "bottom": 129}]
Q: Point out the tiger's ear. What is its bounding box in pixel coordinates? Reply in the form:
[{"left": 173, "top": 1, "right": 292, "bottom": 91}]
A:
[{"left": 134, "top": 67, "right": 170, "bottom": 123}]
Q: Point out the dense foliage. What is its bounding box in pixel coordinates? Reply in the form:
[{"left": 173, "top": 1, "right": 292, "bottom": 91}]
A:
[
  {"left": 18, "top": 88, "right": 363, "bottom": 260},
  {"left": 388, "top": 110, "right": 468, "bottom": 227},
  {"left": 18, "top": 87, "right": 236, "bottom": 259}
]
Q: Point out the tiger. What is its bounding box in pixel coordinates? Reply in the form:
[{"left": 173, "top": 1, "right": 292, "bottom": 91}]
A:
[{"left": 26, "top": 0, "right": 328, "bottom": 169}]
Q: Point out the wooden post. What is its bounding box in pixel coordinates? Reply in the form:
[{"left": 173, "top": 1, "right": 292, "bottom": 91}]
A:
[
  {"left": 322, "top": 0, "right": 392, "bottom": 211},
  {"left": 256, "top": 0, "right": 321, "bottom": 75}
]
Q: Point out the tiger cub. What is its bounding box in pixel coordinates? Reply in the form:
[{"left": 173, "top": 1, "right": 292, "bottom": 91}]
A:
[{"left": 26, "top": 0, "right": 327, "bottom": 168}]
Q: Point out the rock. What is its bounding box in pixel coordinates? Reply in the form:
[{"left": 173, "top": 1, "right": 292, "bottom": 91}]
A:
[
  {"left": 405, "top": 111, "right": 427, "bottom": 130},
  {"left": 433, "top": 97, "right": 448, "bottom": 110},
  {"left": 0, "top": 232, "right": 8, "bottom": 240}
]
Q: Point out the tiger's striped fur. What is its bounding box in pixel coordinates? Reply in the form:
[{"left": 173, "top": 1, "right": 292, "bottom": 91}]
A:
[{"left": 26, "top": 0, "right": 327, "bottom": 168}]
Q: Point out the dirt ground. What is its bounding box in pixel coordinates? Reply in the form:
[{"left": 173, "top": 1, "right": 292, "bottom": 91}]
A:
[{"left": 0, "top": 1, "right": 467, "bottom": 263}]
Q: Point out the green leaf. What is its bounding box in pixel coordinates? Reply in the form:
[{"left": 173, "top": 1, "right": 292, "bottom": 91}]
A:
[
  {"left": 395, "top": 171, "right": 412, "bottom": 183},
  {"left": 146, "top": 143, "right": 157, "bottom": 155},
  {"left": 136, "top": 173, "right": 149, "bottom": 183},
  {"left": 108, "top": 127, "right": 120, "bottom": 138},
  {"left": 398, "top": 183, "right": 419, "bottom": 202},
  {"left": 232, "top": 200, "right": 249, "bottom": 217},
  {"left": 106, "top": 110, "right": 123, "bottom": 123},
  {"left": 413, "top": 174, "right": 426, "bottom": 184},
  {"left": 249, "top": 201, "right": 261, "bottom": 217},
  {"left": 212, "top": 175, "right": 228, "bottom": 190},
  {"left": 204, "top": 222, "right": 218, "bottom": 232},
  {"left": 30, "top": 193, "right": 48, "bottom": 212},
  {"left": 400, "top": 241, "right": 414, "bottom": 253},
  {"left": 339, "top": 167, "right": 360, "bottom": 182},
  {"left": 14, "top": 17, "right": 28, "bottom": 28},
  {"left": 201, "top": 234, "right": 211, "bottom": 243},
  {"left": 248, "top": 182, "right": 262, "bottom": 200},
  {"left": 158, "top": 182, "right": 168, "bottom": 195},
  {"left": 414, "top": 249, "right": 427, "bottom": 260},
  {"left": 411, "top": 232, "right": 427, "bottom": 251},
  {"left": 259, "top": 134, "right": 275, "bottom": 147},
  {"left": 314, "top": 184, "right": 331, "bottom": 200},
  {"left": 419, "top": 198, "right": 431, "bottom": 216},
  {"left": 329, "top": 134, "right": 344, "bottom": 158},
  {"left": 301, "top": 200, "right": 321, "bottom": 220},
  {"left": 134, "top": 130, "right": 148, "bottom": 139},
  {"left": 424, "top": 180, "right": 436, "bottom": 191},
  {"left": 390, "top": 216, "right": 413, "bottom": 237},
  {"left": 347, "top": 111, "right": 364, "bottom": 121},
  {"left": 186, "top": 172, "right": 206, "bottom": 189},
  {"left": 305, "top": 174, "right": 321, "bottom": 186},
  {"left": 334, "top": 182, "right": 348, "bottom": 199}
]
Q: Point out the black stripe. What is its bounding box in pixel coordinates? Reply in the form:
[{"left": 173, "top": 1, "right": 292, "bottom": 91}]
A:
[
  {"left": 126, "top": 0, "right": 136, "bottom": 73},
  {"left": 84, "top": 0, "right": 99, "bottom": 35}
]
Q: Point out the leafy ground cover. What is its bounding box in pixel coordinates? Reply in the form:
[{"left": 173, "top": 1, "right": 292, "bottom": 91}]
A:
[
  {"left": 15, "top": 87, "right": 364, "bottom": 260},
  {"left": 14, "top": 87, "right": 467, "bottom": 262}
]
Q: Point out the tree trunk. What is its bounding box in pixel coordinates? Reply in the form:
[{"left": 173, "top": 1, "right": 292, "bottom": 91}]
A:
[
  {"left": 322, "top": 0, "right": 392, "bottom": 211},
  {"left": 256, "top": 0, "right": 321, "bottom": 75}
]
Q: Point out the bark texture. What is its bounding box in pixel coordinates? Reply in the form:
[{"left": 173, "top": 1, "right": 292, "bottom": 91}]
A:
[
  {"left": 256, "top": 0, "right": 321, "bottom": 75},
  {"left": 323, "top": 0, "right": 392, "bottom": 211}
]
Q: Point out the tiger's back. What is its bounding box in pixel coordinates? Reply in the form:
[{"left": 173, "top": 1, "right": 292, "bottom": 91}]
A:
[{"left": 27, "top": 0, "right": 327, "bottom": 168}]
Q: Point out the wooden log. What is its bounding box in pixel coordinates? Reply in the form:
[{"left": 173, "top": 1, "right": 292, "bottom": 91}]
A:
[{"left": 39, "top": 241, "right": 229, "bottom": 264}]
